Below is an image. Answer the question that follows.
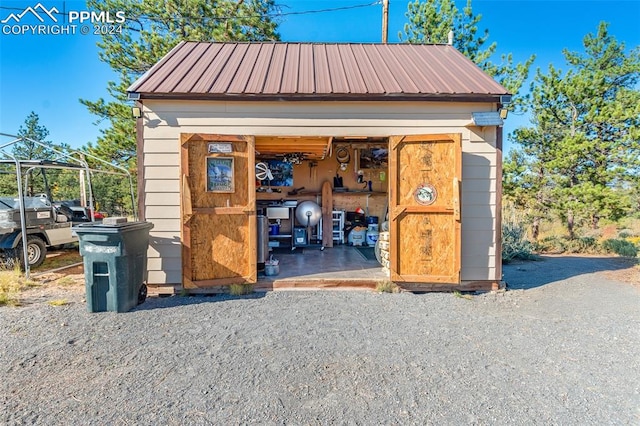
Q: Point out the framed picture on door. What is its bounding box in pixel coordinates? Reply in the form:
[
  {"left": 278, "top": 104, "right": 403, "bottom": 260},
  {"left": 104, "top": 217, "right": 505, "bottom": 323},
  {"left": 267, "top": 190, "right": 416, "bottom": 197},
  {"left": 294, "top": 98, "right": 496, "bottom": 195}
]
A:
[{"left": 206, "top": 157, "right": 234, "bottom": 193}]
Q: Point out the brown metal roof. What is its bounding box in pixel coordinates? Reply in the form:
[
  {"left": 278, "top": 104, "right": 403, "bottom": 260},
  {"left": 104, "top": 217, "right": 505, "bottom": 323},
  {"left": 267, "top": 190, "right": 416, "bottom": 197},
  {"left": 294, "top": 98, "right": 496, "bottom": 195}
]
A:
[{"left": 129, "top": 42, "right": 508, "bottom": 101}]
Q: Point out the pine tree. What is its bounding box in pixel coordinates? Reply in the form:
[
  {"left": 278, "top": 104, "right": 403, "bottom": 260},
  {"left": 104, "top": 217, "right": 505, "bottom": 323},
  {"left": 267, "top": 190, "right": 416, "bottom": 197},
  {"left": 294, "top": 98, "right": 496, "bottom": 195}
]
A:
[
  {"left": 399, "top": 0, "right": 534, "bottom": 104},
  {"left": 0, "top": 112, "right": 69, "bottom": 196},
  {"left": 82, "top": 0, "right": 281, "bottom": 167},
  {"left": 506, "top": 23, "right": 640, "bottom": 237}
]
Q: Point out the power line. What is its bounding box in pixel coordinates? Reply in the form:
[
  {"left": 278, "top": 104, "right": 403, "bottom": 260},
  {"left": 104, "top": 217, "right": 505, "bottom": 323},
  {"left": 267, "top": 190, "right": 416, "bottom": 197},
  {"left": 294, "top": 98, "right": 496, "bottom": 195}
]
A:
[
  {"left": 277, "top": 1, "right": 381, "bottom": 17},
  {"left": 0, "top": 2, "right": 381, "bottom": 20}
]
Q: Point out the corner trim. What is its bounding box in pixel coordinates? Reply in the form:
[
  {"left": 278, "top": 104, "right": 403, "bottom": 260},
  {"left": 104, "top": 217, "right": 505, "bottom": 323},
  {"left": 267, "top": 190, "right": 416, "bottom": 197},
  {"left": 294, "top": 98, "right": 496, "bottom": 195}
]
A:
[{"left": 135, "top": 100, "right": 145, "bottom": 221}]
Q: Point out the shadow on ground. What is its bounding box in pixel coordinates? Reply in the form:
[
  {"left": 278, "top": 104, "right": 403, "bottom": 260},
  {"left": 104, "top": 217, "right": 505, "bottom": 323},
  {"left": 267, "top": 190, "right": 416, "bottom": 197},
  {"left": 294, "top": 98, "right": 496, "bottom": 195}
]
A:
[
  {"left": 503, "top": 255, "right": 636, "bottom": 290},
  {"left": 134, "top": 291, "right": 267, "bottom": 311}
]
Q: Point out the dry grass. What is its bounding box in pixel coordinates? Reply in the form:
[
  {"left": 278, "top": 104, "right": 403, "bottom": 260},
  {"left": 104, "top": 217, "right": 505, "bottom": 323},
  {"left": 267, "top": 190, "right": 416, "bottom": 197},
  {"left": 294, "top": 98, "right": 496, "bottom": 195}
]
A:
[
  {"left": 47, "top": 299, "right": 69, "bottom": 306},
  {"left": 229, "top": 283, "right": 254, "bottom": 296},
  {"left": 38, "top": 248, "right": 82, "bottom": 271},
  {"left": 56, "top": 276, "right": 78, "bottom": 287},
  {"left": 0, "top": 266, "right": 33, "bottom": 306},
  {"left": 375, "top": 280, "right": 400, "bottom": 293}
]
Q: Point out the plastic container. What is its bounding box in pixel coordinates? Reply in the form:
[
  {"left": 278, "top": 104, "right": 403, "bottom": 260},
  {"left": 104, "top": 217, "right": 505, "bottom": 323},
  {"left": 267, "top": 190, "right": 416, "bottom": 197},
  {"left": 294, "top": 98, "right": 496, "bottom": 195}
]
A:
[
  {"left": 348, "top": 228, "right": 366, "bottom": 246},
  {"left": 269, "top": 223, "right": 280, "bottom": 235},
  {"left": 265, "top": 258, "right": 279, "bottom": 276},
  {"left": 264, "top": 263, "right": 280, "bottom": 276},
  {"left": 366, "top": 216, "right": 379, "bottom": 224},
  {"left": 294, "top": 227, "right": 307, "bottom": 246},
  {"left": 367, "top": 223, "right": 379, "bottom": 233},
  {"left": 73, "top": 219, "right": 154, "bottom": 313},
  {"left": 366, "top": 230, "right": 379, "bottom": 246}
]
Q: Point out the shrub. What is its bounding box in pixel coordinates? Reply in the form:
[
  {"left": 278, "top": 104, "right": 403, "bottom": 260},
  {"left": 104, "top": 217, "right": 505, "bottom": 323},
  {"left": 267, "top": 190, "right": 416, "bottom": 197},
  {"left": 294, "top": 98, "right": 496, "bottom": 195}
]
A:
[
  {"left": 534, "top": 235, "right": 566, "bottom": 254},
  {"left": 626, "top": 236, "right": 640, "bottom": 247},
  {"left": 563, "top": 236, "right": 599, "bottom": 254},
  {"left": 535, "top": 236, "right": 601, "bottom": 254},
  {"left": 618, "top": 230, "right": 633, "bottom": 239},
  {"left": 601, "top": 239, "right": 638, "bottom": 257},
  {"left": 502, "top": 218, "right": 535, "bottom": 262}
]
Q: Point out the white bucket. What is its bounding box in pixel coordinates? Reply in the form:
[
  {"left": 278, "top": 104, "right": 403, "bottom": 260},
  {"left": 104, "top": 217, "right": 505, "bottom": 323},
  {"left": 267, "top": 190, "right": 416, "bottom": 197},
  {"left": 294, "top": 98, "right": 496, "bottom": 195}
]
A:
[
  {"left": 366, "top": 230, "right": 379, "bottom": 246},
  {"left": 264, "top": 263, "right": 279, "bottom": 276}
]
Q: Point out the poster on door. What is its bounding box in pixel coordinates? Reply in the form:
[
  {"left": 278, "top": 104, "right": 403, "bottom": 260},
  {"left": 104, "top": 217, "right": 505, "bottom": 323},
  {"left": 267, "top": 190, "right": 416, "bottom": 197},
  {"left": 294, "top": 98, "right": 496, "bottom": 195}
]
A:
[{"left": 206, "top": 157, "right": 234, "bottom": 193}]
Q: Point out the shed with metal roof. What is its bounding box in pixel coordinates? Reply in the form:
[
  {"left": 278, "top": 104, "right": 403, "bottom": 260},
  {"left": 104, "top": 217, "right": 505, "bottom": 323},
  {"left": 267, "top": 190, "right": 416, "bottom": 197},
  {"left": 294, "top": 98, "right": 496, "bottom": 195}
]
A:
[{"left": 129, "top": 41, "right": 508, "bottom": 294}]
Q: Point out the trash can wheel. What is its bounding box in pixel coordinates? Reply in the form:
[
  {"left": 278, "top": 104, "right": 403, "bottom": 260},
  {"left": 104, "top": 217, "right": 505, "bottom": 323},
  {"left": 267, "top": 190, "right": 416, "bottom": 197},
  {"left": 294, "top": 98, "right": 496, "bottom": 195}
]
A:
[{"left": 138, "top": 284, "right": 147, "bottom": 305}]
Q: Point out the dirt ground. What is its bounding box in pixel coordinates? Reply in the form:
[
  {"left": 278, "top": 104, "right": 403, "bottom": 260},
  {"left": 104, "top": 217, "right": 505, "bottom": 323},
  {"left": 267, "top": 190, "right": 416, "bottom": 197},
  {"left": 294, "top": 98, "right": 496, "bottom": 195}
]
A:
[{"left": 2, "top": 255, "right": 639, "bottom": 424}]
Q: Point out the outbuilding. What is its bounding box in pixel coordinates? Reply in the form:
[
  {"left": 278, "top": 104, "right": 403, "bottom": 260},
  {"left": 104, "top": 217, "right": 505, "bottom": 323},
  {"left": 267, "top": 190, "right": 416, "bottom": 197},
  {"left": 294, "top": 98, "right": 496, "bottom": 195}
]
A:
[{"left": 128, "top": 42, "right": 509, "bottom": 294}]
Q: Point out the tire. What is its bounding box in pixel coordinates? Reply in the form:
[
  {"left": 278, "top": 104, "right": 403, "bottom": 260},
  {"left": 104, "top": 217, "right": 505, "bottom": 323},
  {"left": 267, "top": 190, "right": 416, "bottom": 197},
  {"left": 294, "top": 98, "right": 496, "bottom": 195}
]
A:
[
  {"left": 14, "top": 236, "right": 47, "bottom": 269},
  {"left": 138, "top": 284, "right": 147, "bottom": 305}
]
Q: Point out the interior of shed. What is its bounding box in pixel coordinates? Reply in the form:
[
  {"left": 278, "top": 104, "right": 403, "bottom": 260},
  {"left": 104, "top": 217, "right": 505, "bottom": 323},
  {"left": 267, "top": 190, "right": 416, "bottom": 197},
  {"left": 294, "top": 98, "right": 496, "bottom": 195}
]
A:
[{"left": 253, "top": 136, "right": 390, "bottom": 286}]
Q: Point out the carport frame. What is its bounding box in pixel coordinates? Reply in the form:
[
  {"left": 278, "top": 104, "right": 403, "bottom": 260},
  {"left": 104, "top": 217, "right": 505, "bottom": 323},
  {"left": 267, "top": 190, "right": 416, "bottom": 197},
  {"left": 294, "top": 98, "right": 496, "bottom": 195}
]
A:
[{"left": 0, "top": 133, "right": 136, "bottom": 278}]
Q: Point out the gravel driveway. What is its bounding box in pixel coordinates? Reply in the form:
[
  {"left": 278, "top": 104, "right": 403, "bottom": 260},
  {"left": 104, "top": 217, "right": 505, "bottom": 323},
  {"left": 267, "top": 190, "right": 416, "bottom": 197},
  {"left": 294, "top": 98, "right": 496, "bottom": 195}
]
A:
[{"left": 1, "top": 256, "right": 639, "bottom": 424}]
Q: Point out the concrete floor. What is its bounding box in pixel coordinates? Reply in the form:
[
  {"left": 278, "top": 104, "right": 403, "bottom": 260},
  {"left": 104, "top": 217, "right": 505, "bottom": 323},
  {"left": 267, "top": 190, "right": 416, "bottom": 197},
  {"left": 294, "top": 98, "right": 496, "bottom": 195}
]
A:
[{"left": 257, "top": 245, "right": 388, "bottom": 289}]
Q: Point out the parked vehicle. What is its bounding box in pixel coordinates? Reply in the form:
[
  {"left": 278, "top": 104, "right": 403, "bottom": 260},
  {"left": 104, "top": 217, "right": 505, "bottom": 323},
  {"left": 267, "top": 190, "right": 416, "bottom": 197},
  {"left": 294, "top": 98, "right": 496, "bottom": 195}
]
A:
[
  {"left": 55, "top": 200, "right": 105, "bottom": 223},
  {"left": 0, "top": 196, "right": 77, "bottom": 268}
]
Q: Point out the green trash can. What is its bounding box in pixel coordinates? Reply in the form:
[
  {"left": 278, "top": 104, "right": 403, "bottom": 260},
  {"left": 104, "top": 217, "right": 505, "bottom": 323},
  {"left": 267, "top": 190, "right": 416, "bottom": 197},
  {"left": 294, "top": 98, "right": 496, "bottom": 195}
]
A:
[{"left": 73, "top": 219, "right": 154, "bottom": 313}]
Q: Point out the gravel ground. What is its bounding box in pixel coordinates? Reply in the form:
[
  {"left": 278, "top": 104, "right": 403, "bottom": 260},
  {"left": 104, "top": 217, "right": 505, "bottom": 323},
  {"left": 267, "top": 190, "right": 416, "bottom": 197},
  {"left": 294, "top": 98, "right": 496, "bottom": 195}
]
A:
[{"left": 1, "top": 256, "right": 639, "bottom": 425}]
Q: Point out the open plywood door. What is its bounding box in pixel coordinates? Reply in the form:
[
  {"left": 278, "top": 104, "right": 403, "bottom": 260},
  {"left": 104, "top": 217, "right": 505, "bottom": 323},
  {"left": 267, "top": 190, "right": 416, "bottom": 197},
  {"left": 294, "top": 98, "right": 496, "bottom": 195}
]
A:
[
  {"left": 389, "top": 134, "right": 461, "bottom": 284},
  {"left": 181, "top": 134, "right": 256, "bottom": 289}
]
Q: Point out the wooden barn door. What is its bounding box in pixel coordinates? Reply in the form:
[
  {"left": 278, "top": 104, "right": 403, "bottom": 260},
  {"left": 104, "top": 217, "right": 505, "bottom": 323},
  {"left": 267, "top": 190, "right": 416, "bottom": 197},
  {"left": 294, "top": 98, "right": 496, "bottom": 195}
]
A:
[
  {"left": 180, "top": 134, "right": 256, "bottom": 289},
  {"left": 389, "top": 134, "right": 461, "bottom": 284}
]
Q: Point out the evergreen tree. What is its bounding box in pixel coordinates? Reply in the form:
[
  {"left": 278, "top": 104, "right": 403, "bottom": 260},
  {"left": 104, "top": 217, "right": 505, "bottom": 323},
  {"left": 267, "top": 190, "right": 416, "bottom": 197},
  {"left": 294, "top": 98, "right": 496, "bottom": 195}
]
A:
[
  {"left": 82, "top": 0, "right": 280, "bottom": 168},
  {"left": 14, "top": 111, "right": 55, "bottom": 160},
  {"left": 506, "top": 23, "right": 640, "bottom": 237},
  {"left": 399, "top": 0, "right": 535, "bottom": 105},
  {"left": 0, "top": 112, "right": 70, "bottom": 196}
]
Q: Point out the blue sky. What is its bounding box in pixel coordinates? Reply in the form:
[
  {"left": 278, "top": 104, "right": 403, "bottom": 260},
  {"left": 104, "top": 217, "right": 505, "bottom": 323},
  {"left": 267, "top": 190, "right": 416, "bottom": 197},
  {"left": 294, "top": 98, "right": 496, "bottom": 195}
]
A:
[{"left": 1, "top": 0, "right": 639, "bottom": 153}]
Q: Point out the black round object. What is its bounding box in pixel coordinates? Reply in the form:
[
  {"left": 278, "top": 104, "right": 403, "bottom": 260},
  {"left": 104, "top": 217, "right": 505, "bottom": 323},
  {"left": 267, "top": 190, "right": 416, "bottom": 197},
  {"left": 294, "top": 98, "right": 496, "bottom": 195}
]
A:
[{"left": 138, "top": 284, "right": 147, "bottom": 305}]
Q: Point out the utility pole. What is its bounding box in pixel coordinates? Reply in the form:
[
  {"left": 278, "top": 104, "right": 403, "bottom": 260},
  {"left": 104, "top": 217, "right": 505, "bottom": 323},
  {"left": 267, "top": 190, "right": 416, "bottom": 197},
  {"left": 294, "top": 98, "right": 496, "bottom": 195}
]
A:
[{"left": 382, "top": 0, "right": 389, "bottom": 43}]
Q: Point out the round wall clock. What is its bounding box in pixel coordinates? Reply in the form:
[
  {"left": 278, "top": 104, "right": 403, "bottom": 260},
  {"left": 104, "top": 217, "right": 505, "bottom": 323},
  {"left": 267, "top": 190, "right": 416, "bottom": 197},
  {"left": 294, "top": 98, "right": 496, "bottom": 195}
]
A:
[{"left": 414, "top": 183, "right": 437, "bottom": 206}]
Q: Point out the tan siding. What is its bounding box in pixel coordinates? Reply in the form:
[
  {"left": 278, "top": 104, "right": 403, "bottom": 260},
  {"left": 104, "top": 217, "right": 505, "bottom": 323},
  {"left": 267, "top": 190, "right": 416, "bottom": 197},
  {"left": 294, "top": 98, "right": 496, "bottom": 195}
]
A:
[
  {"left": 461, "top": 267, "right": 496, "bottom": 281},
  {"left": 463, "top": 204, "right": 497, "bottom": 218},
  {"left": 463, "top": 179, "right": 495, "bottom": 193},
  {"left": 462, "top": 255, "right": 497, "bottom": 268},
  {"left": 464, "top": 165, "right": 497, "bottom": 179},
  {"left": 462, "top": 139, "right": 496, "bottom": 153},
  {"left": 463, "top": 152, "right": 497, "bottom": 167},
  {"left": 461, "top": 231, "right": 497, "bottom": 256},
  {"left": 464, "top": 191, "right": 497, "bottom": 206},
  {"left": 147, "top": 257, "right": 181, "bottom": 271},
  {"left": 146, "top": 205, "right": 180, "bottom": 218},
  {"left": 147, "top": 218, "right": 181, "bottom": 232},
  {"left": 145, "top": 179, "right": 180, "bottom": 193},
  {"left": 144, "top": 153, "right": 180, "bottom": 166},
  {"left": 145, "top": 192, "right": 180, "bottom": 205},
  {"left": 144, "top": 124, "right": 480, "bottom": 140},
  {"left": 462, "top": 217, "right": 496, "bottom": 231},
  {"left": 143, "top": 138, "right": 181, "bottom": 153},
  {"left": 148, "top": 270, "right": 182, "bottom": 284},
  {"left": 148, "top": 241, "right": 181, "bottom": 258},
  {"left": 142, "top": 99, "right": 500, "bottom": 284},
  {"left": 145, "top": 166, "right": 180, "bottom": 179}
]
